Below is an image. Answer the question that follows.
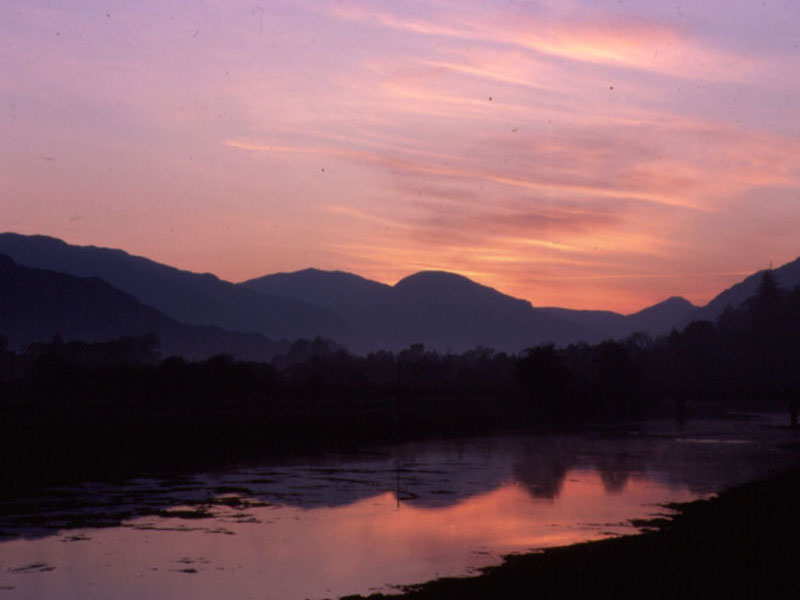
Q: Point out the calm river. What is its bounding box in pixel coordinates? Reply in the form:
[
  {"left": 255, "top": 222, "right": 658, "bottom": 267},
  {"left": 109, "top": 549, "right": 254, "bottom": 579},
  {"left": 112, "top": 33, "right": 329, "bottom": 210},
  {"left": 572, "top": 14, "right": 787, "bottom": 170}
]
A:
[{"left": 1, "top": 414, "right": 798, "bottom": 599}]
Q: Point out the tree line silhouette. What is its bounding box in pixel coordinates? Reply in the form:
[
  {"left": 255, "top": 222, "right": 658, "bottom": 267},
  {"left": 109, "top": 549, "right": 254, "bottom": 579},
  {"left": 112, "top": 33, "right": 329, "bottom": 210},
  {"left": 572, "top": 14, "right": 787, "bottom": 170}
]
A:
[{"left": 1, "top": 272, "right": 798, "bottom": 488}]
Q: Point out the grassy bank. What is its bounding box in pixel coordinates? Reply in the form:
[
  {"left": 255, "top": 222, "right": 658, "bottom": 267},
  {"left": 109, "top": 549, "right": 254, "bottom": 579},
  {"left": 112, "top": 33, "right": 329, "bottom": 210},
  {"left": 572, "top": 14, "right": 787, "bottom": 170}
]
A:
[{"left": 344, "top": 466, "right": 800, "bottom": 600}]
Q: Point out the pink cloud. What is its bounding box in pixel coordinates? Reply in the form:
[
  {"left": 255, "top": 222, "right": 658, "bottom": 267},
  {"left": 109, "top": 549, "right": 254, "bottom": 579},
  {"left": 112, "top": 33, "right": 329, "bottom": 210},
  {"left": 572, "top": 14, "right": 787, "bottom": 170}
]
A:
[{"left": 318, "top": 0, "right": 757, "bottom": 81}]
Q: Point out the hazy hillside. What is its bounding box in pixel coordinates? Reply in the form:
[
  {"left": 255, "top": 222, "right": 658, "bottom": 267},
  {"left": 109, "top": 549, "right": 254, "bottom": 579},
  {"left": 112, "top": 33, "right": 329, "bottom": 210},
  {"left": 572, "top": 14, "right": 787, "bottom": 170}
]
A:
[
  {"left": 0, "top": 254, "right": 284, "bottom": 361},
  {"left": 0, "top": 233, "right": 349, "bottom": 342},
  {"left": 537, "top": 308, "right": 625, "bottom": 341}
]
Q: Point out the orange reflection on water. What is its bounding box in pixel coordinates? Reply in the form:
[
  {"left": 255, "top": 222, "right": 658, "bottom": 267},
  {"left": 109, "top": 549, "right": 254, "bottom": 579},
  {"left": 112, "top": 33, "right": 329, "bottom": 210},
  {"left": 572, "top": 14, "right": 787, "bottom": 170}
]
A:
[
  {"left": 313, "top": 469, "right": 692, "bottom": 572},
  {"left": 0, "top": 469, "right": 696, "bottom": 600}
]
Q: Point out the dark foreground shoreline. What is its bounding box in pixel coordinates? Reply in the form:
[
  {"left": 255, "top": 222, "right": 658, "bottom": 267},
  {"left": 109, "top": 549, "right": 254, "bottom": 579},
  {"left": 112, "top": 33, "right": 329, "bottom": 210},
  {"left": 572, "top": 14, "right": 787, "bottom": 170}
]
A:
[{"left": 344, "top": 465, "right": 800, "bottom": 600}]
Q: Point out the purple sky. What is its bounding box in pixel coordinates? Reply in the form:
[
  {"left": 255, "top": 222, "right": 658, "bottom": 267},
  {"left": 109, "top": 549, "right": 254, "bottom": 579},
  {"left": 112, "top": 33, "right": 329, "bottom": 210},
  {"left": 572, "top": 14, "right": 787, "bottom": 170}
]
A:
[{"left": 3, "top": 0, "right": 800, "bottom": 312}]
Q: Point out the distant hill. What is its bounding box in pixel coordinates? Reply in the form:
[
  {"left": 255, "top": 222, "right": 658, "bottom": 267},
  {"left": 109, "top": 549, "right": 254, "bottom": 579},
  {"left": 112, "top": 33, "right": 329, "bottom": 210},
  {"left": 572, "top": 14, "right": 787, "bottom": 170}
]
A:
[
  {"left": 242, "top": 267, "right": 392, "bottom": 326},
  {"left": 626, "top": 296, "right": 697, "bottom": 335},
  {"left": 683, "top": 256, "right": 800, "bottom": 326},
  {"left": 245, "top": 269, "right": 587, "bottom": 352},
  {"left": 539, "top": 297, "right": 697, "bottom": 341},
  {"left": 386, "top": 271, "right": 583, "bottom": 351},
  {"left": 0, "top": 253, "right": 284, "bottom": 361},
  {"left": 0, "top": 233, "right": 349, "bottom": 342},
  {"left": 244, "top": 269, "right": 698, "bottom": 350}
]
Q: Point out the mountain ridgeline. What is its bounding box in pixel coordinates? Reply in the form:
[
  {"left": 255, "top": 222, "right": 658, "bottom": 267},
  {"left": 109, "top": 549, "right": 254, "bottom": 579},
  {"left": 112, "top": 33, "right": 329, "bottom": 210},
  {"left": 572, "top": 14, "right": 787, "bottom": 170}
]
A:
[
  {"left": 0, "top": 233, "right": 349, "bottom": 342},
  {"left": 2, "top": 232, "right": 800, "bottom": 357},
  {"left": 241, "top": 270, "right": 697, "bottom": 352},
  {"left": 680, "top": 258, "right": 800, "bottom": 326},
  {"left": 241, "top": 269, "right": 586, "bottom": 352},
  {"left": 0, "top": 254, "right": 283, "bottom": 361}
]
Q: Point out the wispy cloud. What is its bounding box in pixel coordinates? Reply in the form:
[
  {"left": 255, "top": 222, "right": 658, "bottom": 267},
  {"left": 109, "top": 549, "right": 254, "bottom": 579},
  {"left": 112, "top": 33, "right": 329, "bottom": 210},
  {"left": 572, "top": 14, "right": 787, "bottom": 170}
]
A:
[
  {"left": 5, "top": 0, "right": 800, "bottom": 312},
  {"left": 318, "top": 0, "right": 756, "bottom": 82},
  {"left": 225, "top": 137, "right": 708, "bottom": 211}
]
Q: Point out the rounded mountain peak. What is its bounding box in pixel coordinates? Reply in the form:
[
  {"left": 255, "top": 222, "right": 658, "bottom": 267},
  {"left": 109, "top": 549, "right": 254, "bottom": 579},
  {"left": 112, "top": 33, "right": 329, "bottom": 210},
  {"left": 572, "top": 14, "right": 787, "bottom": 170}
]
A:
[
  {"left": 394, "top": 270, "right": 479, "bottom": 291},
  {"left": 392, "top": 271, "right": 532, "bottom": 310}
]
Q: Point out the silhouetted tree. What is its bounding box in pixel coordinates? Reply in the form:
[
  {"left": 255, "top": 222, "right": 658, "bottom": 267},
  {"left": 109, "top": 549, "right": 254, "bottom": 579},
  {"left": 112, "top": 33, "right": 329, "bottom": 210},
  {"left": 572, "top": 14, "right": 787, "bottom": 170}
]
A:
[
  {"left": 515, "top": 344, "right": 574, "bottom": 421},
  {"left": 748, "top": 270, "right": 783, "bottom": 333},
  {"left": 589, "top": 340, "right": 643, "bottom": 419}
]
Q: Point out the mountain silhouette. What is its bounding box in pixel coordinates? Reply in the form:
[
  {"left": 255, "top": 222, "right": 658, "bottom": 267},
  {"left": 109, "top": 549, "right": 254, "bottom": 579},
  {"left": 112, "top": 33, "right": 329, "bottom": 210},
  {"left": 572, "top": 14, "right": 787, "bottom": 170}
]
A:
[
  {"left": 0, "top": 253, "right": 283, "bottom": 360},
  {"left": 540, "top": 297, "right": 697, "bottom": 340},
  {"left": 387, "top": 271, "right": 582, "bottom": 351},
  {"left": 239, "top": 268, "right": 394, "bottom": 350},
  {"left": 4, "top": 232, "right": 796, "bottom": 354},
  {"left": 245, "top": 269, "right": 586, "bottom": 352},
  {"left": 0, "top": 233, "right": 349, "bottom": 342},
  {"left": 241, "top": 268, "right": 392, "bottom": 322},
  {"left": 626, "top": 296, "right": 697, "bottom": 335},
  {"left": 683, "top": 256, "right": 800, "bottom": 326},
  {"left": 244, "top": 269, "right": 697, "bottom": 350}
]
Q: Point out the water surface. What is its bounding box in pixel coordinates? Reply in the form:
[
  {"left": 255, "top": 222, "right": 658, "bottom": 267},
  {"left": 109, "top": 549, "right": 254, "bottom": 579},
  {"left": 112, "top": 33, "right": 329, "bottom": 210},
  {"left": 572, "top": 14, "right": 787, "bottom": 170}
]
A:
[{"left": 1, "top": 414, "right": 797, "bottom": 599}]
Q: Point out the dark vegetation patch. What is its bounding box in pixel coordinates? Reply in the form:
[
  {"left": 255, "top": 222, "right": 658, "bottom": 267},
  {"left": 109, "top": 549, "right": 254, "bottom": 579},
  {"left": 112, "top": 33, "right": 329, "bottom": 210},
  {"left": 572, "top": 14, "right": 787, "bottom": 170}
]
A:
[
  {"left": 213, "top": 486, "right": 253, "bottom": 495},
  {"left": 10, "top": 563, "right": 55, "bottom": 574},
  {"left": 0, "top": 481, "right": 268, "bottom": 538},
  {"left": 204, "top": 527, "right": 235, "bottom": 535},
  {"left": 60, "top": 534, "right": 91, "bottom": 542},
  {"left": 156, "top": 509, "right": 213, "bottom": 520}
]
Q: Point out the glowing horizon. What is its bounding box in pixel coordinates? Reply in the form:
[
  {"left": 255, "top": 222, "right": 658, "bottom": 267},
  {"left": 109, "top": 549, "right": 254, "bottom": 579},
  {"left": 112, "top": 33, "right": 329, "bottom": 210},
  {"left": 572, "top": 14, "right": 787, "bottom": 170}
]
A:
[{"left": 3, "top": 0, "right": 800, "bottom": 312}]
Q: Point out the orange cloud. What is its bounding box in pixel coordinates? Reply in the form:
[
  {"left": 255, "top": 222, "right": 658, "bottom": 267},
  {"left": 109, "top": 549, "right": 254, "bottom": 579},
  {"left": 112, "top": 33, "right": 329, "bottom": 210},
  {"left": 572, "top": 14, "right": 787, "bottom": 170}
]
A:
[{"left": 222, "top": 105, "right": 800, "bottom": 311}]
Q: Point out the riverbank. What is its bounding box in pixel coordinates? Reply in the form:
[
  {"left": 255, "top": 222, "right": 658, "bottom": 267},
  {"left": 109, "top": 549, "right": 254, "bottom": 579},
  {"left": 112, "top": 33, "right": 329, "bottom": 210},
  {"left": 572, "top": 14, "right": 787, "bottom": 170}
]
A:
[{"left": 344, "top": 464, "right": 800, "bottom": 600}]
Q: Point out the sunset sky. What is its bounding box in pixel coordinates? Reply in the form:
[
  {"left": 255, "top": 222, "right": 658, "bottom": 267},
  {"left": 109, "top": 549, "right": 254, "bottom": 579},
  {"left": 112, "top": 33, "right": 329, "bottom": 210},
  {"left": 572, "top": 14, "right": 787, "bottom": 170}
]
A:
[{"left": 3, "top": 0, "right": 800, "bottom": 312}]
